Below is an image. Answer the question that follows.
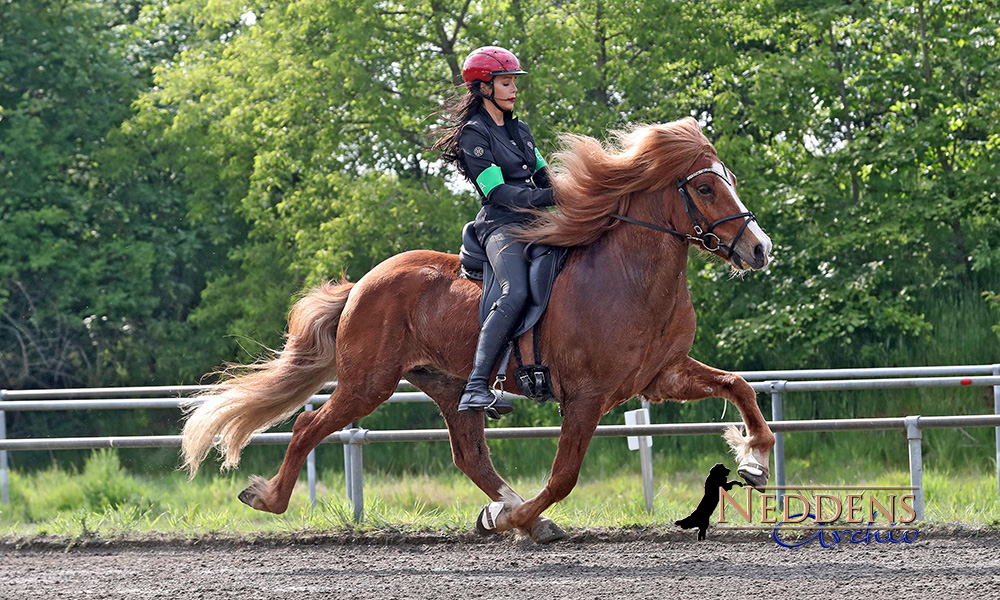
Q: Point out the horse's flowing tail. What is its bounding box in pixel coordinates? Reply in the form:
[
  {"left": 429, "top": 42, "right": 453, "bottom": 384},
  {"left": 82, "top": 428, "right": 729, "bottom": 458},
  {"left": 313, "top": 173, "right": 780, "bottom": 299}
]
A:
[{"left": 180, "top": 280, "right": 355, "bottom": 476}]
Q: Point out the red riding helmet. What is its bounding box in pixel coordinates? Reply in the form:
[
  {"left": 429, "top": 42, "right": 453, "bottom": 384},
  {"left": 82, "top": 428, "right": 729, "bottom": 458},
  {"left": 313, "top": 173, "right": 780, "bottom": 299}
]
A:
[{"left": 462, "top": 46, "right": 528, "bottom": 89}]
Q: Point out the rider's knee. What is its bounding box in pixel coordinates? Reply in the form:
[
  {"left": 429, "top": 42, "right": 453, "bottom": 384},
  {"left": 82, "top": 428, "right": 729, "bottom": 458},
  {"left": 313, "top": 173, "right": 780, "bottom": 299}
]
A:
[{"left": 495, "top": 287, "right": 529, "bottom": 318}]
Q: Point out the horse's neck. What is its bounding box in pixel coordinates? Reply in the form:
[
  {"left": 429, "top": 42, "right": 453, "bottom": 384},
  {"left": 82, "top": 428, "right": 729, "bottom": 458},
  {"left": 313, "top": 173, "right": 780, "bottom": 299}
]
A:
[{"left": 581, "top": 222, "right": 692, "bottom": 318}]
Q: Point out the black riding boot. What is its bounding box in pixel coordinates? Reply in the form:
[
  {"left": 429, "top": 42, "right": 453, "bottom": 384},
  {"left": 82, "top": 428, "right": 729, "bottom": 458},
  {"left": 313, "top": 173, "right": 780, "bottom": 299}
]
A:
[{"left": 459, "top": 303, "right": 519, "bottom": 418}]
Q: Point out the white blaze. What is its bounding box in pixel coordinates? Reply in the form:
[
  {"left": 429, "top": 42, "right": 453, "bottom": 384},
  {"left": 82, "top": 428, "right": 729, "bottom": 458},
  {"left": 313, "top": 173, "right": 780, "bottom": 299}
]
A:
[{"left": 711, "top": 161, "right": 771, "bottom": 260}]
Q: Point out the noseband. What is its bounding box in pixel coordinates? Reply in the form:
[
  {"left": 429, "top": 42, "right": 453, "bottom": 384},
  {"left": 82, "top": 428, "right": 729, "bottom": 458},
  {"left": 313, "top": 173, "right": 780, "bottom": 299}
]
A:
[{"left": 610, "top": 164, "right": 757, "bottom": 259}]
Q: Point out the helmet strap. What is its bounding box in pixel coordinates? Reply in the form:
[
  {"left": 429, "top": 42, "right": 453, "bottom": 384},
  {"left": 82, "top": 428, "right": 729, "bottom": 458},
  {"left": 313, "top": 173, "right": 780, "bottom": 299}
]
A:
[
  {"left": 488, "top": 96, "right": 507, "bottom": 114},
  {"left": 480, "top": 80, "right": 511, "bottom": 119}
]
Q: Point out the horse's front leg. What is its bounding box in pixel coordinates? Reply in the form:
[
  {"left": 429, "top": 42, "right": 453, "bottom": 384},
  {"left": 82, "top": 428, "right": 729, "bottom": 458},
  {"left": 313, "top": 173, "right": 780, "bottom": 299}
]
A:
[
  {"left": 644, "top": 356, "right": 775, "bottom": 488},
  {"left": 406, "top": 367, "right": 564, "bottom": 540},
  {"left": 506, "top": 400, "right": 604, "bottom": 541}
]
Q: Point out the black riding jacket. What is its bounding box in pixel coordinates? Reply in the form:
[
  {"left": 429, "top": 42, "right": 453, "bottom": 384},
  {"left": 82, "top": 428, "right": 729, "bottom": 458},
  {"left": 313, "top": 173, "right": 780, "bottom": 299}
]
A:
[{"left": 460, "top": 106, "right": 554, "bottom": 245}]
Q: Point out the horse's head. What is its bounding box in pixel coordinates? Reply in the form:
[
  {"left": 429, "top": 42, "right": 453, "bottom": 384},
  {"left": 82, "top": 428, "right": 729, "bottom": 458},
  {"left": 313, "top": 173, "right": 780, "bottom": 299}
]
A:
[
  {"left": 589, "top": 119, "right": 771, "bottom": 270},
  {"left": 668, "top": 153, "right": 772, "bottom": 271},
  {"left": 517, "top": 117, "right": 772, "bottom": 270}
]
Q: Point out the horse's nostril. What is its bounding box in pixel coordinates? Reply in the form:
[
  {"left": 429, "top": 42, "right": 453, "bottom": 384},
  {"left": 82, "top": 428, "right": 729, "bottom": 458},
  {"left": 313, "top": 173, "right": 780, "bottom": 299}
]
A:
[{"left": 753, "top": 244, "right": 765, "bottom": 264}]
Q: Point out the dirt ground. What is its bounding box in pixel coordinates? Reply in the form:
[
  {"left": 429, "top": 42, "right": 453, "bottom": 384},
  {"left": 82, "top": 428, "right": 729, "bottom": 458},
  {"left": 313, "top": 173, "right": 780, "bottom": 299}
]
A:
[{"left": 2, "top": 529, "right": 999, "bottom": 599}]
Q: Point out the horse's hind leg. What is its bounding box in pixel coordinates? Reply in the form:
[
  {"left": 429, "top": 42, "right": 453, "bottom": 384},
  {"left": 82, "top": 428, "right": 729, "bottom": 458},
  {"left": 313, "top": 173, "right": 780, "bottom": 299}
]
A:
[
  {"left": 406, "top": 367, "right": 564, "bottom": 541},
  {"left": 405, "top": 368, "right": 514, "bottom": 501},
  {"left": 238, "top": 378, "right": 395, "bottom": 514}
]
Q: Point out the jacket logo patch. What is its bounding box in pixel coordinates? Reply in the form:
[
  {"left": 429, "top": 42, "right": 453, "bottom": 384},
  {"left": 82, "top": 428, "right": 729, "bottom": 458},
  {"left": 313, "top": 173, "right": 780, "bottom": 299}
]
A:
[
  {"left": 473, "top": 146, "right": 485, "bottom": 157},
  {"left": 527, "top": 141, "right": 533, "bottom": 149}
]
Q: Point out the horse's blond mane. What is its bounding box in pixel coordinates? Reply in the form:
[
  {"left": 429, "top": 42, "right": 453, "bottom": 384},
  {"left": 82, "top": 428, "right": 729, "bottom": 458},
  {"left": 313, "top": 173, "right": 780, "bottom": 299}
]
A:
[{"left": 515, "top": 117, "right": 717, "bottom": 247}]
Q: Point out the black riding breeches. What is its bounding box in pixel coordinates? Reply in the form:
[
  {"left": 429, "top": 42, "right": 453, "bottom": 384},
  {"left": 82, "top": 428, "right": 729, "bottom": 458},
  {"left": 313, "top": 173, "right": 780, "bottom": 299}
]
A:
[{"left": 484, "top": 226, "right": 530, "bottom": 321}]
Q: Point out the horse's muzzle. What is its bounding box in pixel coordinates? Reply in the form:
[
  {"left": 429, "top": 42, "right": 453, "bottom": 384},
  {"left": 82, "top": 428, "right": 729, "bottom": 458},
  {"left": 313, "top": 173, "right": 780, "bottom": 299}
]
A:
[{"left": 734, "top": 229, "right": 771, "bottom": 270}]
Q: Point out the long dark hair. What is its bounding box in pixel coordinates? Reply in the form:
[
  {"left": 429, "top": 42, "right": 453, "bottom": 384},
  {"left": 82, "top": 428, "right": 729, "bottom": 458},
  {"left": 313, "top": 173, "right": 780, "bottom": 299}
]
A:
[{"left": 430, "top": 82, "right": 488, "bottom": 180}]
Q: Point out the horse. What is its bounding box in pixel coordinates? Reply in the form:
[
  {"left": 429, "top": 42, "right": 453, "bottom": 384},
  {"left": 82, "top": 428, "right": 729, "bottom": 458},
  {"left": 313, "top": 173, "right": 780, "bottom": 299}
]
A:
[{"left": 180, "top": 116, "right": 776, "bottom": 543}]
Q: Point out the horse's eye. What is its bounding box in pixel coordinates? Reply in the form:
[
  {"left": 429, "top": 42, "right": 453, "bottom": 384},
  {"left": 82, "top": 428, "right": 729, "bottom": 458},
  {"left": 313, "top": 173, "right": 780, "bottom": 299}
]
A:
[{"left": 698, "top": 184, "right": 712, "bottom": 195}]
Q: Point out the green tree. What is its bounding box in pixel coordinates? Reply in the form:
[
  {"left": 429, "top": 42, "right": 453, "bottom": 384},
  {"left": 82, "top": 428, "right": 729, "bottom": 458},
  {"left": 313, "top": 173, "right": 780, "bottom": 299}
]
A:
[
  {"left": 0, "top": 0, "right": 219, "bottom": 387},
  {"left": 130, "top": 0, "right": 488, "bottom": 357},
  {"left": 1, "top": 0, "right": 141, "bottom": 386},
  {"left": 8, "top": 0, "right": 996, "bottom": 389},
  {"left": 684, "top": 0, "right": 1000, "bottom": 367}
]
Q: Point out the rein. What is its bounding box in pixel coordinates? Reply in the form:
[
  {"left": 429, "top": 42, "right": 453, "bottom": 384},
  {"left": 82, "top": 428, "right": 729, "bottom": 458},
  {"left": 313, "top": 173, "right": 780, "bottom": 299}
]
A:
[{"left": 610, "top": 165, "right": 756, "bottom": 259}]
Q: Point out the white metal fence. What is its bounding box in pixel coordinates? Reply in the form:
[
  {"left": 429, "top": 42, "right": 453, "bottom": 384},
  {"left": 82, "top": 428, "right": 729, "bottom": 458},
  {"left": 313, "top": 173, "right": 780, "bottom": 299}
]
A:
[{"left": 2, "top": 364, "right": 999, "bottom": 523}]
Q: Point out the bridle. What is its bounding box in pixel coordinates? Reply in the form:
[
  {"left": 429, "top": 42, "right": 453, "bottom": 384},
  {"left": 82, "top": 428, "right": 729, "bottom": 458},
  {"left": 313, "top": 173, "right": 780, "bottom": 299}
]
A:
[{"left": 610, "top": 163, "right": 757, "bottom": 260}]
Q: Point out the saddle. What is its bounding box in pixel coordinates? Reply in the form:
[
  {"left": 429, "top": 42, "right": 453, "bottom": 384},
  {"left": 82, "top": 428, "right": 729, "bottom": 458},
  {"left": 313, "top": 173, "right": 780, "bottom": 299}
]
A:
[{"left": 458, "top": 221, "right": 568, "bottom": 402}]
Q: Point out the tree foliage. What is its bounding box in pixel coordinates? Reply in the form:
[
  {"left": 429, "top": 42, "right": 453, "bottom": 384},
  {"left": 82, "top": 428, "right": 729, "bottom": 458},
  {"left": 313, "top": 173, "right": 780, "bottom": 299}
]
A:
[
  {"left": 693, "top": 0, "right": 1000, "bottom": 366},
  {"left": 1, "top": 0, "right": 151, "bottom": 386},
  {"left": 0, "top": 0, "right": 225, "bottom": 386},
  {"left": 2, "top": 0, "right": 998, "bottom": 391}
]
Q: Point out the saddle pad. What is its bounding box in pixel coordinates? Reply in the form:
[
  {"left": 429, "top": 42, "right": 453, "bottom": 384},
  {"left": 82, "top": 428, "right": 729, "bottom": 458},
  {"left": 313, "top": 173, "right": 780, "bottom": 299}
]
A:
[{"left": 459, "top": 222, "right": 487, "bottom": 281}]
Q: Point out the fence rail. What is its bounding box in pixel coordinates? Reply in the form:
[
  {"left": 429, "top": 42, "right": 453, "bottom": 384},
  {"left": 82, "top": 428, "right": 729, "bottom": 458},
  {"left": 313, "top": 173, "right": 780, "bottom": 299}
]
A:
[
  {"left": 2, "top": 363, "right": 999, "bottom": 522},
  {"left": 3, "top": 414, "right": 999, "bottom": 450}
]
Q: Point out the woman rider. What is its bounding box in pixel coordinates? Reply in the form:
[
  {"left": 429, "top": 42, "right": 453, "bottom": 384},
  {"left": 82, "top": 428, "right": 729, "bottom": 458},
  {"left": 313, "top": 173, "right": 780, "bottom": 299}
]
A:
[{"left": 433, "top": 46, "right": 555, "bottom": 417}]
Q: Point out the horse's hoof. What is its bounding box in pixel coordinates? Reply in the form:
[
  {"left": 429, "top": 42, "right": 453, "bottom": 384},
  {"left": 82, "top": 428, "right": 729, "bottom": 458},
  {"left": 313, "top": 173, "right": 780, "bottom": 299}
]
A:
[
  {"left": 529, "top": 517, "right": 566, "bottom": 544},
  {"left": 237, "top": 475, "right": 272, "bottom": 512},
  {"left": 737, "top": 454, "right": 769, "bottom": 490},
  {"left": 476, "top": 501, "right": 506, "bottom": 536},
  {"left": 738, "top": 468, "right": 768, "bottom": 489},
  {"left": 738, "top": 464, "right": 769, "bottom": 489},
  {"left": 237, "top": 488, "right": 256, "bottom": 507},
  {"left": 475, "top": 509, "right": 499, "bottom": 537}
]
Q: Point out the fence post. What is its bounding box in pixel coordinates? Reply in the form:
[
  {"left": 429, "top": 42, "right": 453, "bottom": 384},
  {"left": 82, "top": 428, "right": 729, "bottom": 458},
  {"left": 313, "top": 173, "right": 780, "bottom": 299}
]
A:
[
  {"left": 770, "top": 380, "right": 787, "bottom": 509},
  {"left": 343, "top": 422, "right": 356, "bottom": 503},
  {"left": 639, "top": 399, "right": 655, "bottom": 513},
  {"left": 346, "top": 425, "right": 366, "bottom": 523},
  {"left": 305, "top": 403, "right": 317, "bottom": 507},
  {"left": 1, "top": 389, "right": 8, "bottom": 506},
  {"left": 905, "top": 415, "right": 924, "bottom": 521},
  {"left": 626, "top": 400, "right": 655, "bottom": 513},
  {"left": 994, "top": 364, "right": 1000, "bottom": 500}
]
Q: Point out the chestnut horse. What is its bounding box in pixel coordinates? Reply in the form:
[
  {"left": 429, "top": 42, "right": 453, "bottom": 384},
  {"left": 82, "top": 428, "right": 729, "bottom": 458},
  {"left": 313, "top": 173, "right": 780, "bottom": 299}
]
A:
[{"left": 181, "top": 117, "right": 775, "bottom": 543}]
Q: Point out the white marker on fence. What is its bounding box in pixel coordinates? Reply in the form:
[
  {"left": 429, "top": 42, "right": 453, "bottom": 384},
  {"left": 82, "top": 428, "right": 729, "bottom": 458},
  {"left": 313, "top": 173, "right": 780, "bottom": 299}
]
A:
[{"left": 625, "top": 405, "right": 655, "bottom": 513}]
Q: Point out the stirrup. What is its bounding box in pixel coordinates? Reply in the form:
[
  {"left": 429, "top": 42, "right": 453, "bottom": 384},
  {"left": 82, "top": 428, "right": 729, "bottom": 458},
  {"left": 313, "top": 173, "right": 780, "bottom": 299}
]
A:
[
  {"left": 484, "top": 375, "right": 513, "bottom": 419},
  {"left": 460, "top": 393, "right": 513, "bottom": 419},
  {"left": 458, "top": 376, "right": 513, "bottom": 419},
  {"left": 482, "top": 398, "right": 512, "bottom": 420}
]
